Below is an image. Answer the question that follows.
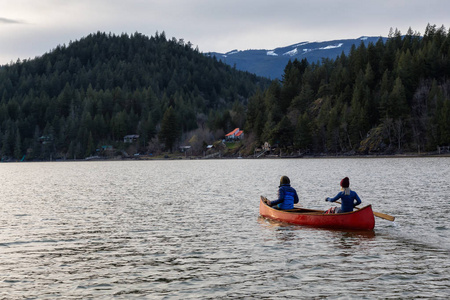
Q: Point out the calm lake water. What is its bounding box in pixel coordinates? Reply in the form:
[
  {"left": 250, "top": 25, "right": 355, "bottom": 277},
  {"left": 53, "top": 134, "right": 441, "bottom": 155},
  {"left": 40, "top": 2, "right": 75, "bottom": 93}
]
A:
[{"left": 1, "top": 158, "right": 449, "bottom": 299}]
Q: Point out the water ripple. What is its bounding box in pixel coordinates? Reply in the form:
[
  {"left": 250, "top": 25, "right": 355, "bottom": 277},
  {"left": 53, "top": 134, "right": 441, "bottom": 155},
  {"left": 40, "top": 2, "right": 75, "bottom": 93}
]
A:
[{"left": 0, "top": 158, "right": 449, "bottom": 298}]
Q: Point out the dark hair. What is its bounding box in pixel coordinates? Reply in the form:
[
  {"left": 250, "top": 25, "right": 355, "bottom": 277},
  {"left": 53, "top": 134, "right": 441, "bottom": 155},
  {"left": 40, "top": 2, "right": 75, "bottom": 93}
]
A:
[{"left": 280, "top": 176, "right": 290, "bottom": 185}]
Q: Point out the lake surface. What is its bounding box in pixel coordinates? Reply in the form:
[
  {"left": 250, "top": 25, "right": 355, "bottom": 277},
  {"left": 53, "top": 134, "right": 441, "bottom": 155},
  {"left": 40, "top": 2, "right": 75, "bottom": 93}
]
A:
[{"left": 1, "top": 157, "right": 449, "bottom": 299}]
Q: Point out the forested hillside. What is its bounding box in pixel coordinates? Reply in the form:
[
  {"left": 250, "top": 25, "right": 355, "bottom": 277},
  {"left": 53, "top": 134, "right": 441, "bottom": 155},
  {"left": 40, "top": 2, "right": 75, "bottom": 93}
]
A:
[
  {"left": 0, "top": 32, "right": 269, "bottom": 160},
  {"left": 1, "top": 25, "right": 449, "bottom": 161},
  {"left": 244, "top": 25, "right": 450, "bottom": 155}
]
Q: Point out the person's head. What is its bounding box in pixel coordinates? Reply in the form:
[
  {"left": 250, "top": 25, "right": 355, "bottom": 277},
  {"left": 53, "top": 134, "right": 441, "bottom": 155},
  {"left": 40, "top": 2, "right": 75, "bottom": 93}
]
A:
[
  {"left": 340, "top": 177, "right": 350, "bottom": 188},
  {"left": 280, "top": 176, "right": 290, "bottom": 186}
]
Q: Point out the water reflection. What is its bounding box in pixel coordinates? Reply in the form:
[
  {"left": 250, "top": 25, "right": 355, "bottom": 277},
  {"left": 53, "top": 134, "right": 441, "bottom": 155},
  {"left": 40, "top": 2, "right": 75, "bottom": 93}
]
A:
[{"left": 258, "top": 215, "right": 376, "bottom": 238}]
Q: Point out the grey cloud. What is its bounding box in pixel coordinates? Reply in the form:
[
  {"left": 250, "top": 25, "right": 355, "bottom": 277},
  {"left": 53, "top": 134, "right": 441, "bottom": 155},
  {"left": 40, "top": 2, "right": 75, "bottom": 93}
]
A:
[
  {"left": 0, "top": 17, "right": 22, "bottom": 24},
  {"left": 1, "top": 0, "right": 450, "bottom": 65}
]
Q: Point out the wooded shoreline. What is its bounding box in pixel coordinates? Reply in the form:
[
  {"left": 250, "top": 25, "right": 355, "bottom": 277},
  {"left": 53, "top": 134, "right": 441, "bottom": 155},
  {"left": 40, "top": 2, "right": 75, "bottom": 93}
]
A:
[{"left": 3, "top": 151, "right": 448, "bottom": 163}]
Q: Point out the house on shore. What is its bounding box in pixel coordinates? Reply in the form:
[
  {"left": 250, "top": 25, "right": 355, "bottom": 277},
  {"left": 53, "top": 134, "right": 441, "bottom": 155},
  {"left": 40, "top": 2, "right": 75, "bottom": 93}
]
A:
[
  {"left": 225, "top": 128, "right": 244, "bottom": 141},
  {"left": 124, "top": 135, "right": 139, "bottom": 143},
  {"left": 179, "top": 146, "right": 191, "bottom": 153}
]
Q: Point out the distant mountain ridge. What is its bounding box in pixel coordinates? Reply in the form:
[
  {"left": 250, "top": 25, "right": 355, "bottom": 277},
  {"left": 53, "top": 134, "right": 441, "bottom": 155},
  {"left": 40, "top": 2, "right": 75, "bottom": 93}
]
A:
[{"left": 208, "top": 36, "right": 387, "bottom": 79}]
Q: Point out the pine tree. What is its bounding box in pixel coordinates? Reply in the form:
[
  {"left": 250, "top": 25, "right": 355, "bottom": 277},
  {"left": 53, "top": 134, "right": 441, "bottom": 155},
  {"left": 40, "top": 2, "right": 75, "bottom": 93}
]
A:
[
  {"left": 294, "top": 113, "right": 312, "bottom": 151},
  {"left": 389, "top": 77, "right": 409, "bottom": 119},
  {"left": 85, "top": 132, "right": 95, "bottom": 157},
  {"left": 245, "top": 90, "right": 266, "bottom": 142},
  {"left": 437, "top": 97, "right": 450, "bottom": 145},
  {"left": 159, "top": 106, "right": 180, "bottom": 152},
  {"left": 14, "top": 129, "right": 22, "bottom": 160}
]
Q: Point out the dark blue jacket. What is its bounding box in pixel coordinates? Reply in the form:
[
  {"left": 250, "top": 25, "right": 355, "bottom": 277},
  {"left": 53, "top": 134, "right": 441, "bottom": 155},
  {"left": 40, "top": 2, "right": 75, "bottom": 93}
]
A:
[
  {"left": 270, "top": 184, "right": 299, "bottom": 210},
  {"left": 326, "top": 190, "right": 361, "bottom": 213}
]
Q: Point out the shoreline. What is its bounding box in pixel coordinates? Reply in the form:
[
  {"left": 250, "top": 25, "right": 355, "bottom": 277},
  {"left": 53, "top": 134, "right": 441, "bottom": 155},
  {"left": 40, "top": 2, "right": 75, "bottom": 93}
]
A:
[{"left": 2, "top": 152, "right": 449, "bottom": 163}]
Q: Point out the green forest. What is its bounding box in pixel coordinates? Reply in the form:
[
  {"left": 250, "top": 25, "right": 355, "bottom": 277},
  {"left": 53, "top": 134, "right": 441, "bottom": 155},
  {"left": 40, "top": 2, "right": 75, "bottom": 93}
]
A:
[
  {"left": 0, "top": 31, "right": 269, "bottom": 160},
  {"left": 1, "top": 25, "right": 450, "bottom": 161},
  {"left": 245, "top": 25, "right": 450, "bottom": 156}
]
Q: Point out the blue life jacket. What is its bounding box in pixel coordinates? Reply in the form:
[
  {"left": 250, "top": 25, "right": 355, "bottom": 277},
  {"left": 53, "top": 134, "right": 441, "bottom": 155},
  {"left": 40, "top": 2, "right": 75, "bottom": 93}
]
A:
[
  {"left": 327, "top": 190, "right": 362, "bottom": 212},
  {"left": 271, "top": 184, "right": 299, "bottom": 210}
]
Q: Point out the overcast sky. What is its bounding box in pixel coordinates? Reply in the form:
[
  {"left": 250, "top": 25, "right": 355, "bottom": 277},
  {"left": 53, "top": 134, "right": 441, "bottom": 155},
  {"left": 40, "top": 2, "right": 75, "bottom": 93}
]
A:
[{"left": 1, "top": 0, "right": 449, "bottom": 65}]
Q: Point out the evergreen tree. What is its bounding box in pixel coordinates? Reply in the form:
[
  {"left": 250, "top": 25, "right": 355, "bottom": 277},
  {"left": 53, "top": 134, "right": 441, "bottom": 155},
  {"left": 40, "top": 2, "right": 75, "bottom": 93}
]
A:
[
  {"left": 294, "top": 113, "right": 313, "bottom": 151},
  {"left": 14, "top": 129, "right": 22, "bottom": 160},
  {"left": 388, "top": 77, "right": 409, "bottom": 119},
  {"left": 85, "top": 132, "right": 95, "bottom": 157},
  {"left": 159, "top": 106, "right": 180, "bottom": 152},
  {"left": 244, "top": 90, "right": 266, "bottom": 143}
]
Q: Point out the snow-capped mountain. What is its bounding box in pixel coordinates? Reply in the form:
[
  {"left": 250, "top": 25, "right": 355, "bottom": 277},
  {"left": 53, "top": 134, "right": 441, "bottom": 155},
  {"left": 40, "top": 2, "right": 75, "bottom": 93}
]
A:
[{"left": 207, "top": 36, "right": 387, "bottom": 79}]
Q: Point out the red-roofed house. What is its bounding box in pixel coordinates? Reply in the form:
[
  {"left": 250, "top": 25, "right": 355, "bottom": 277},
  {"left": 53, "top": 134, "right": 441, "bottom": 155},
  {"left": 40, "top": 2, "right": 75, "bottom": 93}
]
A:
[{"left": 225, "top": 128, "right": 244, "bottom": 141}]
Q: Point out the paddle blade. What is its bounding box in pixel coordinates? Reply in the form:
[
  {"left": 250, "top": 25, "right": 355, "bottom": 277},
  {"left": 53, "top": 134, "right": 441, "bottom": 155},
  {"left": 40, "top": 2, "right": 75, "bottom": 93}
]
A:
[{"left": 373, "top": 211, "right": 395, "bottom": 221}]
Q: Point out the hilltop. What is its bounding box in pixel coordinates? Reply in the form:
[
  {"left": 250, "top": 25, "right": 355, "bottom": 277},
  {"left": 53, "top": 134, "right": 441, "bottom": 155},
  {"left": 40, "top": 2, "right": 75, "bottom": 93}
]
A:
[{"left": 0, "top": 31, "right": 270, "bottom": 161}]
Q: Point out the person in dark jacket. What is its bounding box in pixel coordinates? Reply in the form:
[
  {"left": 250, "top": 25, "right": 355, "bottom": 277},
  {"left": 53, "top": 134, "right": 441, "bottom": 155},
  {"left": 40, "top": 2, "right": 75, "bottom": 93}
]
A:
[
  {"left": 266, "top": 176, "right": 299, "bottom": 210},
  {"left": 325, "top": 177, "right": 361, "bottom": 213}
]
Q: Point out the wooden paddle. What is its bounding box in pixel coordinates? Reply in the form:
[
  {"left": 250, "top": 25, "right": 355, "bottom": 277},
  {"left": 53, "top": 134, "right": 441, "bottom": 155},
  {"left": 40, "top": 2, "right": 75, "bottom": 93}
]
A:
[{"left": 335, "top": 201, "right": 395, "bottom": 221}]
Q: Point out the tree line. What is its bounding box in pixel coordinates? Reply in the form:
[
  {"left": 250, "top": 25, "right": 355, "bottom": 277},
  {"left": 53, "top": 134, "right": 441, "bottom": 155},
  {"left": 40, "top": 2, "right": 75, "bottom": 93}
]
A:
[
  {"left": 0, "top": 31, "right": 269, "bottom": 160},
  {"left": 244, "top": 24, "right": 450, "bottom": 155},
  {"left": 1, "top": 25, "right": 449, "bottom": 161}
]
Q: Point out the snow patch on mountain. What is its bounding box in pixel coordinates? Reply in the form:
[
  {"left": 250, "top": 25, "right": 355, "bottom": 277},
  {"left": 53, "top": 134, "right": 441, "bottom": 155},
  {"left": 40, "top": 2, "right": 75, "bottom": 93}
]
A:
[
  {"left": 319, "top": 43, "right": 344, "bottom": 50},
  {"left": 219, "top": 50, "right": 240, "bottom": 58},
  {"left": 292, "top": 42, "right": 309, "bottom": 48},
  {"left": 226, "top": 50, "right": 239, "bottom": 55},
  {"left": 283, "top": 48, "right": 298, "bottom": 56},
  {"left": 267, "top": 50, "right": 278, "bottom": 56},
  {"left": 280, "top": 43, "right": 345, "bottom": 56}
]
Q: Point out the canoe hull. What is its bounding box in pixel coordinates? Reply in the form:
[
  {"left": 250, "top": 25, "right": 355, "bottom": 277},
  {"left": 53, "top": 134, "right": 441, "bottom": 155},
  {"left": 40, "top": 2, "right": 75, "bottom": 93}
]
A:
[{"left": 259, "top": 196, "right": 375, "bottom": 231}]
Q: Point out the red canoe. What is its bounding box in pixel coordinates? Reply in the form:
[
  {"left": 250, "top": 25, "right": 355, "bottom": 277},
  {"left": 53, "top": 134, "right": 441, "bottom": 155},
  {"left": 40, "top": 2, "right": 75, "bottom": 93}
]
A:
[{"left": 259, "top": 196, "right": 375, "bottom": 231}]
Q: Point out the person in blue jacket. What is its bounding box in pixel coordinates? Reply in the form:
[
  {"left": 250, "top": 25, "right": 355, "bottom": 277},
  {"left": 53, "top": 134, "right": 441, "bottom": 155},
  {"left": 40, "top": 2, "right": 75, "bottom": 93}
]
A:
[
  {"left": 266, "top": 176, "right": 299, "bottom": 210},
  {"left": 325, "top": 177, "right": 361, "bottom": 213}
]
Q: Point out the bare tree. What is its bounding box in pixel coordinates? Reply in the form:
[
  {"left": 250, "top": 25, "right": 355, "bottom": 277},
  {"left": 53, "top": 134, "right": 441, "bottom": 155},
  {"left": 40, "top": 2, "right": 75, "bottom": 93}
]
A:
[{"left": 393, "top": 119, "right": 406, "bottom": 151}]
